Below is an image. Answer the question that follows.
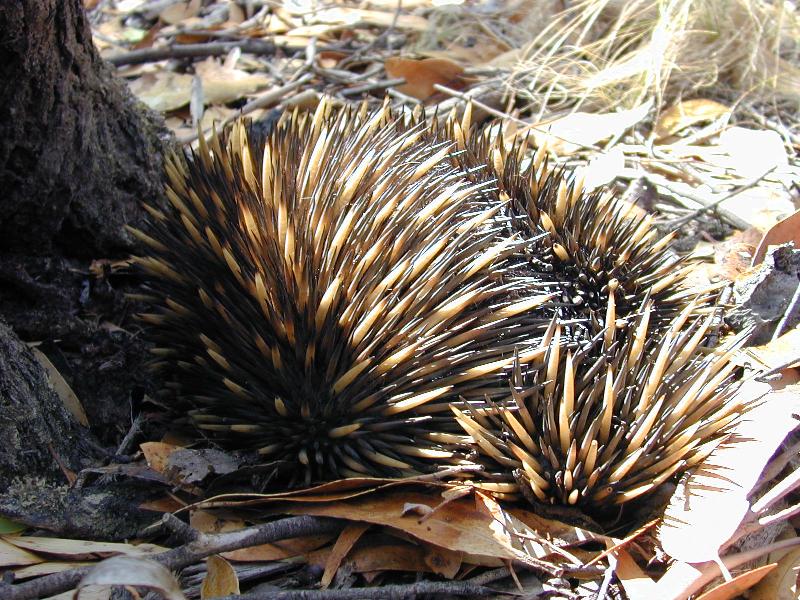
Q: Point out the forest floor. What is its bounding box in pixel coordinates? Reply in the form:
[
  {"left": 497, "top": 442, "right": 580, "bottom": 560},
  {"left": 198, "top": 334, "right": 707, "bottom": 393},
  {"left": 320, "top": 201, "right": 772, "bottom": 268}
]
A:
[{"left": 4, "top": 1, "right": 800, "bottom": 599}]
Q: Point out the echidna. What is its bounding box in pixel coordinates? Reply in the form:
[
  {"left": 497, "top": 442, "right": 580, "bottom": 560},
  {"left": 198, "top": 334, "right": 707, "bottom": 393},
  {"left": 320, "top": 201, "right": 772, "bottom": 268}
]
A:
[
  {"left": 130, "top": 100, "right": 559, "bottom": 486},
  {"left": 446, "top": 109, "right": 719, "bottom": 335},
  {"left": 448, "top": 120, "right": 746, "bottom": 511},
  {"left": 452, "top": 299, "right": 745, "bottom": 509},
  {"left": 133, "top": 98, "right": 746, "bottom": 509}
]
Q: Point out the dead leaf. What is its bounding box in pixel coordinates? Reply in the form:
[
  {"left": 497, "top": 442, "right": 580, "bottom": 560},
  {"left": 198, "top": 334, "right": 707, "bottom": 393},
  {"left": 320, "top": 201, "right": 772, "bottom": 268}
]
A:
[
  {"left": 30, "top": 347, "right": 89, "bottom": 427},
  {"left": 308, "top": 539, "right": 430, "bottom": 574},
  {"left": 285, "top": 489, "right": 532, "bottom": 565},
  {"left": 194, "top": 512, "right": 335, "bottom": 563},
  {"left": 579, "top": 147, "right": 626, "bottom": 190},
  {"left": 749, "top": 547, "right": 800, "bottom": 599},
  {"left": 746, "top": 327, "right": 800, "bottom": 371},
  {"left": 140, "top": 441, "right": 182, "bottom": 474},
  {"left": 160, "top": 0, "right": 202, "bottom": 26},
  {"left": 385, "top": 57, "right": 465, "bottom": 100},
  {"left": 423, "top": 44, "right": 506, "bottom": 66},
  {"left": 13, "top": 560, "right": 93, "bottom": 579},
  {"left": 402, "top": 503, "right": 434, "bottom": 518},
  {"left": 611, "top": 548, "right": 658, "bottom": 600},
  {"left": 166, "top": 447, "right": 241, "bottom": 484},
  {"left": 658, "top": 384, "right": 800, "bottom": 564},
  {"left": 78, "top": 555, "right": 185, "bottom": 600},
  {"left": 422, "top": 542, "right": 462, "bottom": 578},
  {"left": 138, "top": 496, "right": 186, "bottom": 514},
  {"left": 129, "top": 71, "right": 194, "bottom": 112},
  {"left": 0, "top": 537, "right": 43, "bottom": 568},
  {"left": 696, "top": 564, "right": 777, "bottom": 600},
  {"left": 310, "top": 8, "right": 428, "bottom": 31},
  {"left": 321, "top": 523, "right": 369, "bottom": 588},
  {"left": 194, "top": 57, "right": 270, "bottom": 105},
  {"left": 654, "top": 99, "right": 730, "bottom": 139},
  {"left": 201, "top": 555, "right": 240, "bottom": 599},
  {"left": 531, "top": 102, "right": 651, "bottom": 155},
  {"left": 2, "top": 536, "right": 165, "bottom": 559},
  {"left": 317, "top": 51, "right": 347, "bottom": 69},
  {"left": 717, "top": 127, "right": 789, "bottom": 179},
  {"left": 712, "top": 238, "right": 758, "bottom": 282},
  {"left": 199, "top": 477, "right": 441, "bottom": 506},
  {"left": 227, "top": 1, "right": 245, "bottom": 25},
  {"left": 752, "top": 209, "right": 800, "bottom": 267}
]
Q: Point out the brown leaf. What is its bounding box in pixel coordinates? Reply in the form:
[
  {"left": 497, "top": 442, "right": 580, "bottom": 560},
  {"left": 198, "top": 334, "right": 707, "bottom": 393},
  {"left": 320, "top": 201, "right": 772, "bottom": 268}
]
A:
[
  {"left": 746, "top": 328, "right": 800, "bottom": 372},
  {"left": 223, "top": 534, "right": 335, "bottom": 562},
  {"left": 308, "top": 539, "right": 429, "bottom": 574},
  {"left": 749, "top": 547, "right": 800, "bottom": 599},
  {"left": 30, "top": 347, "right": 89, "bottom": 427},
  {"left": 182, "top": 490, "right": 322, "bottom": 548},
  {"left": 194, "top": 57, "right": 271, "bottom": 105},
  {"left": 138, "top": 496, "right": 186, "bottom": 514},
  {"left": 129, "top": 72, "right": 194, "bottom": 113},
  {"left": 696, "top": 564, "right": 777, "bottom": 600},
  {"left": 78, "top": 556, "right": 185, "bottom": 600},
  {"left": 0, "top": 537, "right": 42, "bottom": 568},
  {"left": 140, "top": 441, "right": 182, "bottom": 474},
  {"left": 285, "top": 489, "right": 535, "bottom": 565},
  {"left": 385, "top": 57, "right": 465, "bottom": 100},
  {"left": 422, "top": 542, "right": 462, "bottom": 579},
  {"left": 201, "top": 555, "right": 240, "bottom": 599},
  {"left": 321, "top": 523, "right": 370, "bottom": 588},
  {"left": 13, "top": 560, "right": 93, "bottom": 579},
  {"left": 531, "top": 102, "right": 651, "bottom": 155},
  {"left": 310, "top": 8, "right": 428, "bottom": 31},
  {"left": 160, "top": 0, "right": 202, "bottom": 26},
  {"left": 752, "top": 209, "right": 800, "bottom": 267},
  {"left": 611, "top": 548, "right": 658, "bottom": 600},
  {"left": 3, "top": 536, "right": 164, "bottom": 560},
  {"left": 654, "top": 99, "right": 730, "bottom": 139}
]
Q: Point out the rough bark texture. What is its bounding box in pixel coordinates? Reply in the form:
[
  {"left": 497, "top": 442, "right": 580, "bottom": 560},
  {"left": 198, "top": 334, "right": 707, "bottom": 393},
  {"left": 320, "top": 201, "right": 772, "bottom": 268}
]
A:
[
  {"left": 0, "top": 0, "right": 167, "bottom": 257},
  {"left": 0, "top": 319, "right": 161, "bottom": 539},
  {"left": 0, "top": 320, "right": 96, "bottom": 488},
  {"left": 0, "top": 253, "right": 154, "bottom": 447},
  {"left": 0, "top": 0, "right": 168, "bottom": 516}
]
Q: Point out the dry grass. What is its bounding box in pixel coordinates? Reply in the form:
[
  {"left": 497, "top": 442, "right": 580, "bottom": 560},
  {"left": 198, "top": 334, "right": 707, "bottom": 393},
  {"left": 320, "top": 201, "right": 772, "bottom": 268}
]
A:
[{"left": 417, "top": 0, "right": 800, "bottom": 115}]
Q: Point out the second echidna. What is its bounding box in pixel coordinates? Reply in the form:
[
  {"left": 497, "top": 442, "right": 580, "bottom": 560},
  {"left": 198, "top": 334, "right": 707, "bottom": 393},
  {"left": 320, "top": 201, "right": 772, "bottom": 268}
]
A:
[
  {"left": 447, "top": 119, "right": 747, "bottom": 511},
  {"left": 131, "top": 100, "right": 559, "bottom": 486}
]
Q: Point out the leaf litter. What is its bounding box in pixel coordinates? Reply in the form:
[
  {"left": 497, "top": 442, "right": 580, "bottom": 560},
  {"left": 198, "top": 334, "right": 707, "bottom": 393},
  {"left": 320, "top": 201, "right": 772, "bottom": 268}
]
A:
[{"left": 9, "top": 0, "right": 800, "bottom": 598}]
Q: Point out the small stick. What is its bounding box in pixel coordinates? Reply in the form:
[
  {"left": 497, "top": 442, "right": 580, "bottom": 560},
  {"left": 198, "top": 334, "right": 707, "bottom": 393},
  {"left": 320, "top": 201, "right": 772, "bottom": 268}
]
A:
[
  {"left": 2, "top": 515, "right": 342, "bottom": 600},
  {"left": 666, "top": 166, "right": 776, "bottom": 229},
  {"left": 106, "top": 39, "right": 278, "bottom": 67}
]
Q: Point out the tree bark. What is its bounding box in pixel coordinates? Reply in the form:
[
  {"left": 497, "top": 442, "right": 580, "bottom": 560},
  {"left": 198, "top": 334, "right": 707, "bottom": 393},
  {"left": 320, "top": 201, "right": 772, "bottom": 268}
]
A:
[
  {"left": 0, "top": 0, "right": 168, "bottom": 507},
  {"left": 0, "top": 0, "right": 167, "bottom": 256}
]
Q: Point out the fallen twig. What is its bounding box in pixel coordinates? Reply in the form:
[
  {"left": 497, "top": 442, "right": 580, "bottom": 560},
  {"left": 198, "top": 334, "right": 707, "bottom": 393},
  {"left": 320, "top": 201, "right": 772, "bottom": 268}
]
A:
[
  {"left": 106, "top": 39, "right": 278, "bottom": 67},
  {"left": 666, "top": 166, "right": 777, "bottom": 229},
  {"left": 2, "top": 515, "right": 343, "bottom": 600}
]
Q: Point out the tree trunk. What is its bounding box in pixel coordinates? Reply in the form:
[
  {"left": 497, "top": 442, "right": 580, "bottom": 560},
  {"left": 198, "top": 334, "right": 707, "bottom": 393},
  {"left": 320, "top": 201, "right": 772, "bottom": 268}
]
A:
[
  {"left": 0, "top": 0, "right": 167, "bottom": 511},
  {"left": 0, "top": 0, "right": 167, "bottom": 256}
]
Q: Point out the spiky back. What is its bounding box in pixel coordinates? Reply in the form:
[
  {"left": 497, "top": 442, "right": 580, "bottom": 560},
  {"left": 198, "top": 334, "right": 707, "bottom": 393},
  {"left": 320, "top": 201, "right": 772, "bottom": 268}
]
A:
[
  {"left": 453, "top": 296, "right": 744, "bottom": 509},
  {"left": 133, "top": 101, "right": 555, "bottom": 485},
  {"left": 454, "top": 121, "right": 719, "bottom": 343},
  {"left": 440, "top": 112, "right": 744, "bottom": 511}
]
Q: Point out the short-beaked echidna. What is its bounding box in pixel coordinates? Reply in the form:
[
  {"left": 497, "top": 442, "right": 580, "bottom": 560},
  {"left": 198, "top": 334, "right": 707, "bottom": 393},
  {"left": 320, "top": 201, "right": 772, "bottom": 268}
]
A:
[
  {"left": 447, "top": 122, "right": 746, "bottom": 511},
  {"left": 133, "top": 99, "right": 746, "bottom": 507},
  {"left": 452, "top": 299, "right": 745, "bottom": 509},
  {"left": 131, "top": 100, "right": 559, "bottom": 485},
  {"left": 445, "top": 111, "right": 719, "bottom": 335}
]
